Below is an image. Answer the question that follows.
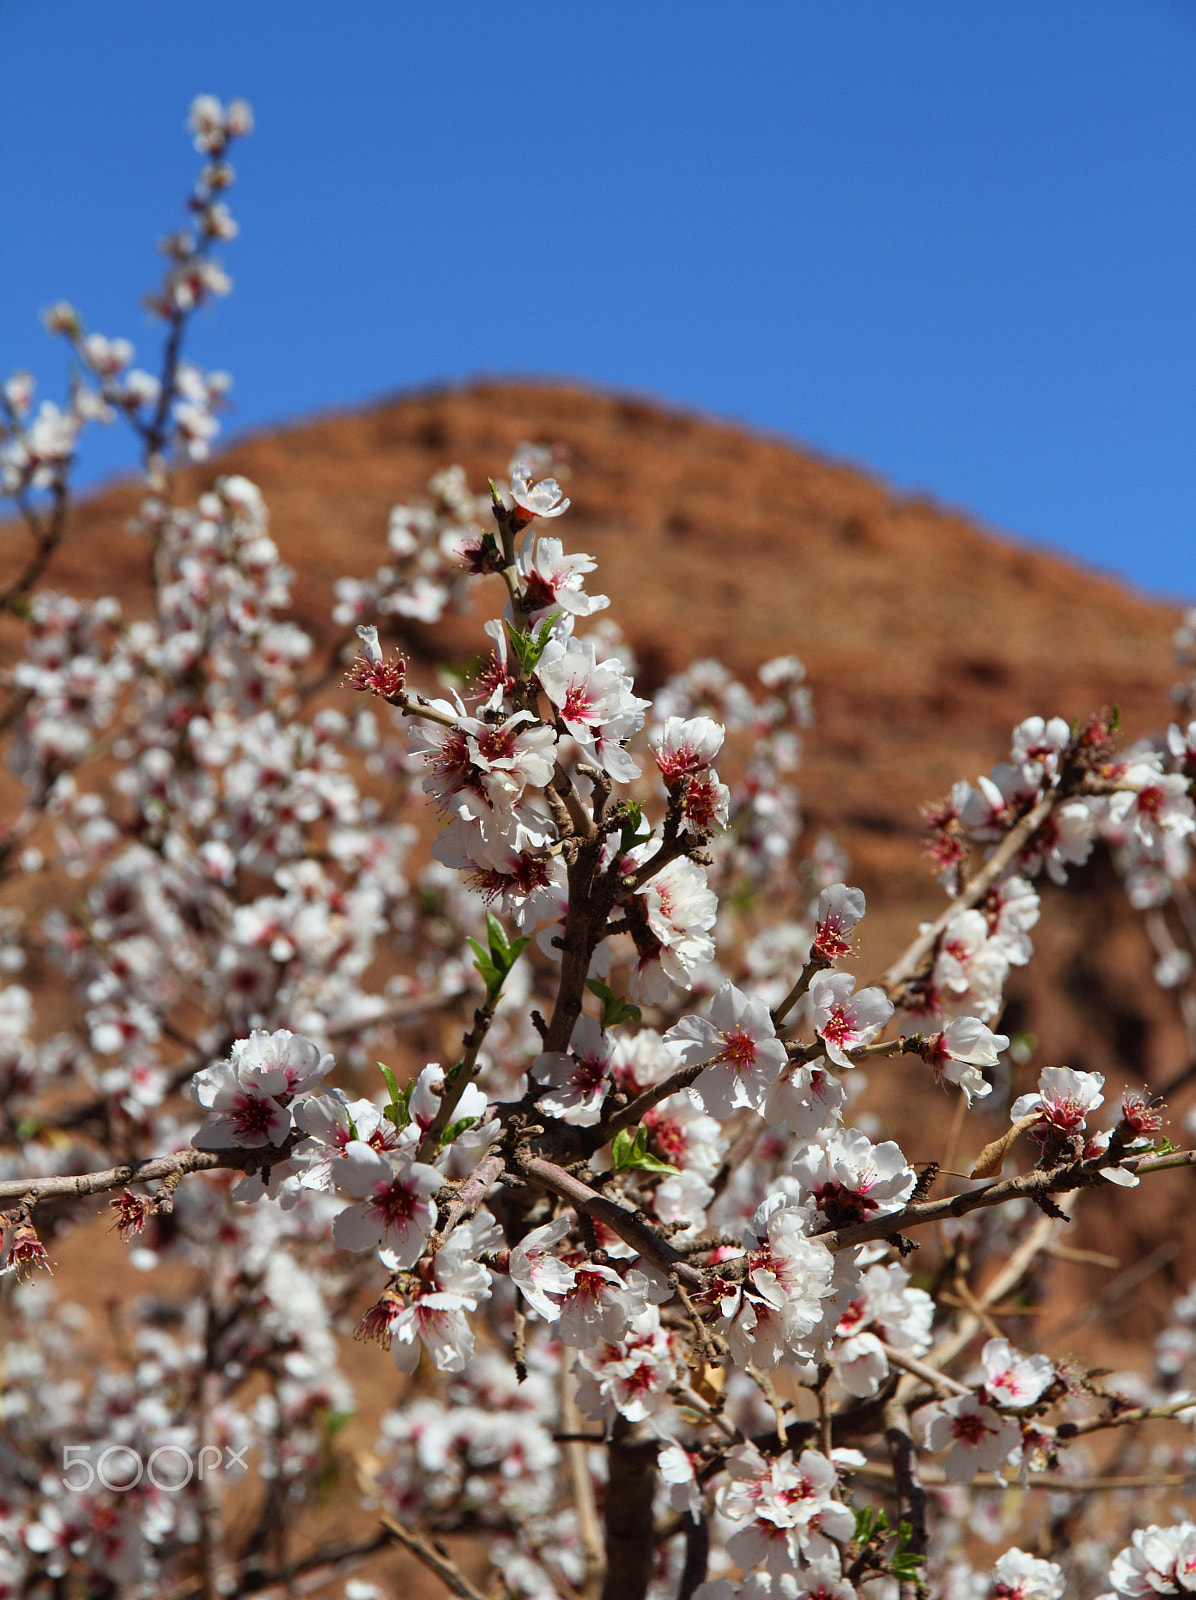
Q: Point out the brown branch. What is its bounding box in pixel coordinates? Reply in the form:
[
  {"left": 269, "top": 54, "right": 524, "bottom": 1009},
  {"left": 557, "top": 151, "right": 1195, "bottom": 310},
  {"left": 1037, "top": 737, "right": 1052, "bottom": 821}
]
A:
[
  {"left": 771, "top": 954, "right": 827, "bottom": 1030},
  {"left": 926, "top": 1198, "right": 1076, "bottom": 1372},
  {"left": 379, "top": 1516, "right": 487, "bottom": 1600},
  {"left": 416, "top": 988, "right": 501, "bottom": 1162},
  {"left": 708, "top": 1111, "right": 766, "bottom": 1204},
  {"left": 1054, "top": 1398, "right": 1196, "bottom": 1439},
  {"left": 543, "top": 832, "right": 616, "bottom": 1054},
  {"left": 854, "top": 1461, "right": 1194, "bottom": 1493},
  {"left": 591, "top": 1058, "right": 711, "bottom": 1150},
  {"left": 819, "top": 1148, "right": 1196, "bottom": 1254},
  {"left": 1, "top": 480, "right": 70, "bottom": 610},
  {"left": 0, "top": 1138, "right": 305, "bottom": 1212},
  {"left": 560, "top": 1349, "right": 605, "bottom": 1600},
  {"left": 879, "top": 1343, "right": 970, "bottom": 1398},
  {"left": 430, "top": 1148, "right": 505, "bottom": 1249},
  {"left": 516, "top": 1153, "right": 706, "bottom": 1291},
  {"left": 882, "top": 1396, "right": 926, "bottom": 1599},
  {"left": 600, "top": 1416, "right": 659, "bottom": 1600}
]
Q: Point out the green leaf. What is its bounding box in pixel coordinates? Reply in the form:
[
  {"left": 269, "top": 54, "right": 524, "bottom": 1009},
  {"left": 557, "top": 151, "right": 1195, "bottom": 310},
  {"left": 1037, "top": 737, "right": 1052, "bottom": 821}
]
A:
[
  {"left": 466, "top": 934, "right": 501, "bottom": 997},
  {"left": 381, "top": 1070, "right": 414, "bottom": 1130},
  {"left": 585, "top": 978, "right": 641, "bottom": 1029},
  {"left": 611, "top": 1126, "right": 680, "bottom": 1176},
  {"left": 468, "top": 913, "right": 530, "bottom": 1001},
  {"left": 611, "top": 1129, "right": 636, "bottom": 1171},
  {"left": 441, "top": 1116, "right": 479, "bottom": 1147},
  {"left": 615, "top": 802, "right": 651, "bottom": 854},
  {"left": 377, "top": 1061, "right": 402, "bottom": 1104},
  {"left": 323, "top": 1408, "right": 355, "bottom": 1440},
  {"left": 378, "top": 1056, "right": 415, "bottom": 1132},
  {"left": 504, "top": 613, "right": 562, "bottom": 676},
  {"left": 853, "top": 1507, "right": 875, "bottom": 1542}
]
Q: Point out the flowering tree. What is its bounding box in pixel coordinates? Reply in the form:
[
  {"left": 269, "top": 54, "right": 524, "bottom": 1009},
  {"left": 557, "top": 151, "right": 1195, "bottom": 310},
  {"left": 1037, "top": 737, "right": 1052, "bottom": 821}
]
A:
[{"left": 4, "top": 97, "right": 1196, "bottom": 1600}]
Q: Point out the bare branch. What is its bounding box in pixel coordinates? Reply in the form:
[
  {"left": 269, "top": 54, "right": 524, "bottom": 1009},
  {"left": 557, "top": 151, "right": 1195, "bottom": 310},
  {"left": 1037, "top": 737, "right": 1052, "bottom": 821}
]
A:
[{"left": 379, "top": 1515, "right": 487, "bottom": 1600}]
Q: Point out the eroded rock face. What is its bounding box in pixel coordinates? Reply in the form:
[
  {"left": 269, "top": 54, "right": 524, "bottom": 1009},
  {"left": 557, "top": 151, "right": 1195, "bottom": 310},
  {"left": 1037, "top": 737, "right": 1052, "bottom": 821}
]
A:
[{"left": 4, "top": 378, "right": 1192, "bottom": 1338}]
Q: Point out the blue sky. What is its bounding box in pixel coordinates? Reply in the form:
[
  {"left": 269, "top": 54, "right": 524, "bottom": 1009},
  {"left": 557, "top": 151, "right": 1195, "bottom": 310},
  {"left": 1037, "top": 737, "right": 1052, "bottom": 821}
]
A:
[{"left": 3, "top": 1, "right": 1195, "bottom": 600}]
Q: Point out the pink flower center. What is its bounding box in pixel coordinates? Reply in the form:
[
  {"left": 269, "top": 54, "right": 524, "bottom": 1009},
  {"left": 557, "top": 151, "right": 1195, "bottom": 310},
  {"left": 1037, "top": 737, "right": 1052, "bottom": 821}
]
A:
[
  {"left": 951, "top": 1410, "right": 994, "bottom": 1445},
  {"left": 370, "top": 1178, "right": 419, "bottom": 1230},
  {"left": 820, "top": 1005, "right": 856, "bottom": 1048},
  {"left": 719, "top": 1028, "right": 759, "bottom": 1072},
  {"left": 813, "top": 915, "right": 852, "bottom": 961},
  {"left": 232, "top": 1093, "right": 279, "bottom": 1141},
  {"left": 571, "top": 1053, "right": 609, "bottom": 1093},
  {"left": 812, "top": 1180, "right": 877, "bottom": 1221},
  {"left": 1136, "top": 784, "right": 1165, "bottom": 818},
  {"left": 837, "top": 1298, "right": 866, "bottom": 1334},
  {"left": 562, "top": 683, "right": 597, "bottom": 725},
  {"left": 571, "top": 1269, "right": 610, "bottom": 1307},
  {"left": 1043, "top": 1094, "right": 1088, "bottom": 1130},
  {"left": 475, "top": 723, "right": 522, "bottom": 763},
  {"left": 524, "top": 570, "right": 559, "bottom": 608}
]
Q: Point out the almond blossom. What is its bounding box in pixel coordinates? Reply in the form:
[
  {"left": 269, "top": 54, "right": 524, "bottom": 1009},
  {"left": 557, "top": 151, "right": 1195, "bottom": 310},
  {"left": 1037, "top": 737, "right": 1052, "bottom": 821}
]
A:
[
  {"left": 188, "top": 1028, "right": 333, "bottom": 1149},
  {"left": 922, "top": 1394, "right": 1021, "bottom": 1483},
  {"left": 1108, "top": 760, "right": 1196, "bottom": 850},
  {"left": 625, "top": 850, "right": 718, "bottom": 1002},
  {"left": 831, "top": 1261, "right": 934, "bottom": 1397},
  {"left": 519, "top": 534, "right": 608, "bottom": 619},
  {"left": 980, "top": 1338, "right": 1054, "bottom": 1408},
  {"left": 1010, "top": 1065, "right": 1105, "bottom": 1131},
  {"left": 717, "top": 1445, "right": 855, "bottom": 1575},
  {"left": 790, "top": 1126, "right": 916, "bottom": 1227},
  {"left": 329, "top": 1143, "right": 441, "bottom": 1262},
  {"left": 665, "top": 979, "right": 788, "bottom": 1116},
  {"left": 532, "top": 1013, "right": 615, "bottom": 1125},
  {"left": 509, "top": 461, "right": 570, "bottom": 520},
  {"left": 557, "top": 1263, "right": 649, "bottom": 1347},
  {"left": 808, "top": 970, "right": 894, "bottom": 1068},
  {"left": 812, "top": 882, "right": 866, "bottom": 962},
  {"left": 715, "top": 1197, "right": 839, "bottom": 1369},
  {"left": 990, "top": 1549, "right": 1065, "bottom": 1600},
  {"left": 509, "top": 1214, "right": 577, "bottom": 1321},
  {"left": 574, "top": 1303, "right": 680, "bottom": 1428},
  {"left": 535, "top": 635, "right": 650, "bottom": 781},
  {"left": 920, "top": 1015, "right": 1006, "bottom": 1102},
  {"left": 1108, "top": 1522, "right": 1196, "bottom": 1597},
  {"left": 763, "top": 1056, "right": 847, "bottom": 1138},
  {"left": 651, "top": 715, "right": 725, "bottom": 781}
]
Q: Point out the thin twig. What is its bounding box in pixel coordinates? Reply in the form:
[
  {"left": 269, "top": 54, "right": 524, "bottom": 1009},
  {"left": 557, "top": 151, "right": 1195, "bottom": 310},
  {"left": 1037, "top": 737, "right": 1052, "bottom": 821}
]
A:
[
  {"left": 0, "top": 1139, "right": 305, "bottom": 1211},
  {"left": 379, "top": 1515, "right": 488, "bottom": 1600},
  {"left": 880, "top": 791, "right": 1059, "bottom": 997},
  {"left": 1055, "top": 1398, "right": 1196, "bottom": 1439},
  {"left": 880, "top": 1343, "right": 971, "bottom": 1398},
  {"left": 854, "top": 1462, "right": 1194, "bottom": 1493},
  {"left": 517, "top": 1152, "right": 706, "bottom": 1291},
  {"left": 820, "top": 1147, "right": 1196, "bottom": 1254}
]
